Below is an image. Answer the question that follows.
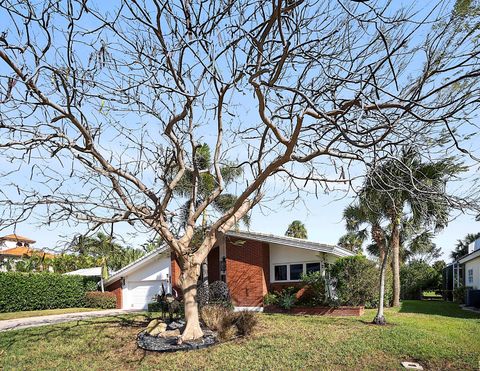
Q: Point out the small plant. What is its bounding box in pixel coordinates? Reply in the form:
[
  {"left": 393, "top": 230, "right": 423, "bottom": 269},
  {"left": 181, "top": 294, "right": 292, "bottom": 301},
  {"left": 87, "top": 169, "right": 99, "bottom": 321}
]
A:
[
  {"left": 453, "top": 286, "right": 467, "bottom": 304},
  {"left": 200, "top": 304, "right": 231, "bottom": 331},
  {"left": 300, "top": 271, "right": 328, "bottom": 305},
  {"left": 217, "top": 310, "right": 258, "bottom": 341},
  {"left": 263, "top": 292, "right": 278, "bottom": 306},
  {"left": 231, "top": 311, "right": 257, "bottom": 336},
  {"left": 277, "top": 288, "right": 297, "bottom": 310},
  {"left": 84, "top": 291, "right": 117, "bottom": 309},
  {"left": 147, "top": 302, "right": 163, "bottom": 312}
]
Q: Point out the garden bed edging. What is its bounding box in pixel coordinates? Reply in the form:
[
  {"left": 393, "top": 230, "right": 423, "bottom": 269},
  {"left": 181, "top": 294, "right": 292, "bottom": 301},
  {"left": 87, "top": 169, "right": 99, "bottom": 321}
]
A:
[{"left": 264, "top": 305, "right": 364, "bottom": 316}]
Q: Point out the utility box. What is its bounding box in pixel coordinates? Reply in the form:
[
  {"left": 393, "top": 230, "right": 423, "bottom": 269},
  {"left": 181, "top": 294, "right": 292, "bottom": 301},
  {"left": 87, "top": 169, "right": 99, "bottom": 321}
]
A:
[{"left": 466, "top": 289, "right": 480, "bottom": 308}]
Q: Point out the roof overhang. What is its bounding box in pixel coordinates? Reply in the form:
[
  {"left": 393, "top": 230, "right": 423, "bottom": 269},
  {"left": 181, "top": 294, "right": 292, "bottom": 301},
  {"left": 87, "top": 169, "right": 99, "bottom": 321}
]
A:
[
  {"left": 225, "top": 230, "right": 354, "bottom": 258},
  {"left": 104, "top": 245, "right": 170, "bottom": 286},
  {"left": 459, "top": 249, "right": 480, "bottom": 264}
]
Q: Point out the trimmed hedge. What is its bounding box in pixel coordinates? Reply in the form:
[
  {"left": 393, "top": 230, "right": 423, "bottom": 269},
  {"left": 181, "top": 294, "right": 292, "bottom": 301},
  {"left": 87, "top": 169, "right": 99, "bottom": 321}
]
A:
[
  {"left": 0, "top": 272, "right": 99, "bottom": 312},
  {"left": 85, "top": 291, "right": 117, "bottom": 309}
]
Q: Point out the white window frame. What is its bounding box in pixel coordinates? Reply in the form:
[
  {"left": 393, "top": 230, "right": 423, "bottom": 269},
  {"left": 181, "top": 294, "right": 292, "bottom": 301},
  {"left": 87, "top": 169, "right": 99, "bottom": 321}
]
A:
[
  {"left": 467, "top": 269, "right": 473, "bottom": 285},
  {"left": 271, "top": 261, "right": 324, "bottom": 283}
]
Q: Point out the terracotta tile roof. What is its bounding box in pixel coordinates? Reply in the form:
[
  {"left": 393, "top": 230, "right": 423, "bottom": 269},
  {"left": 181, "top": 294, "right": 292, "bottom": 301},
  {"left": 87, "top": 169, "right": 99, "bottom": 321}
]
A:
[
  {"left": 0, "top": 246, "right": 55, "bottom": 259},
  {"left": 0, "top": 234, "right": 36, "bottom": 244}
]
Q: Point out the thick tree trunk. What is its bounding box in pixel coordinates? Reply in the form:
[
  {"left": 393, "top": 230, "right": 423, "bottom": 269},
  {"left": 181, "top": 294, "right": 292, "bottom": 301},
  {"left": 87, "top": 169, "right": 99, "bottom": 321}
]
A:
[
  {"left": 391, "top": 218, "right": 401, "bottom": 307},
  {"left": 373, "top": 246, "right": 388, "bottom": 325},
  {"left": 178, "top": 262, "right": 204, "bottom": 343}
]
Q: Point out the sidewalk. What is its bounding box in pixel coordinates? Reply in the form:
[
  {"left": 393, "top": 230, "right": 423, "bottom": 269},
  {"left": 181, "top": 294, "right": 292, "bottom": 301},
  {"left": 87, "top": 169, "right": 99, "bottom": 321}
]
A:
[{"left": 0, "top": 309, "right": 139, "bottom": 332}]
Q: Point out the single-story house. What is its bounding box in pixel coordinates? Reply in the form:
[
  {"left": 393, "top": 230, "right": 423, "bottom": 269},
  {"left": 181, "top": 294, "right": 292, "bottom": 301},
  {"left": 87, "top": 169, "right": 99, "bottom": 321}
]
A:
[
  {"left": 459, "top": 238, "right": 480, "bottom": 290},
  {"left": 105, "top": 230, "right": 353, "bottom": 310},
  {"left": 443, "top": 236, "right": 480, "bottom": 306}
]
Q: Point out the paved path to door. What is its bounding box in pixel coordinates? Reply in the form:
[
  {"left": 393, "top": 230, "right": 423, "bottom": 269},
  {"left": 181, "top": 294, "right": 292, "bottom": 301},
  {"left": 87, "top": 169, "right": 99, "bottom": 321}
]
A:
[{"left": 0, "top": 309, "right": 140, "bottom": 332}]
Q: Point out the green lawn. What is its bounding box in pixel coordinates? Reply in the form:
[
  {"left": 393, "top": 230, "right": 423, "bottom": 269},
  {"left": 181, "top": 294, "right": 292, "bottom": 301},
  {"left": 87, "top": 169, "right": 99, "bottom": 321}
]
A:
[
  {"left": 0, "top": 308, "right": 102, "bottom": 321},
  {"left": 0, "top": 301, "right": 479, "bottom": 370}
]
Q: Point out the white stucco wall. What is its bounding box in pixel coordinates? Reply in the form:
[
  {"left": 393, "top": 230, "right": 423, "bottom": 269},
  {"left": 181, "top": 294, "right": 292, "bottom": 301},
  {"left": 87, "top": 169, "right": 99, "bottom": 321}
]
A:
[
  {"left": 269, "top": 243, "right": 340, "bottom": 283},
  {"left": 0, "top": 240, "right": 21, "bottom": 249},
  {"left": 465, "top": 256, "right": 480, "bottom": 289},
  {"left": 126, "top": 255, "right": 170, "bottom": 282},
  {"left": 122, "top": 254, "right": 171, "bottom": 309}
]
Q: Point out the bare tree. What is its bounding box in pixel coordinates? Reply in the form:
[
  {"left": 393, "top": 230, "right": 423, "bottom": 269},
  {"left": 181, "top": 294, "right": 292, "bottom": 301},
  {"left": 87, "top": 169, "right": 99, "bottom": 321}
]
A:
[{"left": 1, "top": 0, "right": 480, "bottom": 340}]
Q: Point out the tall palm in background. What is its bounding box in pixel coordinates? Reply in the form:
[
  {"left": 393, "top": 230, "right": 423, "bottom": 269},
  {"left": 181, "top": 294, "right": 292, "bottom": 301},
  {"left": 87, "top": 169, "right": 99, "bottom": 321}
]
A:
[
  {"left": 343, "top": 195, "right": 390, "bottom": 324},
  {"left": 338, "top": 231, "right": 367, "bottom": 254},
  {"left": 285, "top": 220, "right": 308, "bottom": 239},
  {"left": 364, "top": 148, "right": 463, "bottom": 307},
  {"left": 173, "top": 144, "right": 249, "bottom": 285},
  {"left": 450, "top": 232, "right": 480, "bottom": 261}
]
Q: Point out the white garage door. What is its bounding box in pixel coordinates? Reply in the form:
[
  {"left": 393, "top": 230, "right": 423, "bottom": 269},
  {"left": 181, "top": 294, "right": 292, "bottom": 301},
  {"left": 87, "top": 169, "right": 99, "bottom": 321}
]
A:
[{"left": 126, "top": 280, "right": 170, "bottom": 309}]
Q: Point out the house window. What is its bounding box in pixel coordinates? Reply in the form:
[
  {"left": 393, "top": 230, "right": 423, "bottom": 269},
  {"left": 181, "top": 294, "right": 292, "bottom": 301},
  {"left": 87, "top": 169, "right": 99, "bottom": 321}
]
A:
[
  {"left": 468, "top": 269, "right": 473, "bottom": 285},
  {"left": 290, "top": 264, "right": 303, "bottom": 280},
  {"left": 306, "top": 262, "right": 321, "bottom": 274},
  {"left": 274, "top": 265, "right": 287, "bottom": 281}
]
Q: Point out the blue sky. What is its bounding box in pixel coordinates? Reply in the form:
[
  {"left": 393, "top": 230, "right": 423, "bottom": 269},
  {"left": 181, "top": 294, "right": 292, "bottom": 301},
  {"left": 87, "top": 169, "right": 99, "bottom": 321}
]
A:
[{"left": 1, "top": 0, "right": 479, "bottom": 262}]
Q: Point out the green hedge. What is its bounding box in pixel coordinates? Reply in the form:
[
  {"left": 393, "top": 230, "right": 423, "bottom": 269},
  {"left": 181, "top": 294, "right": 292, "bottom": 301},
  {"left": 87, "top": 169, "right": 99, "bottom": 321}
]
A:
[
  {"left": 85, "top": 291, "right": 117, "bottom": 309},
  {"left": 0, "top": 272, "right": 99, "bottom": 312}
]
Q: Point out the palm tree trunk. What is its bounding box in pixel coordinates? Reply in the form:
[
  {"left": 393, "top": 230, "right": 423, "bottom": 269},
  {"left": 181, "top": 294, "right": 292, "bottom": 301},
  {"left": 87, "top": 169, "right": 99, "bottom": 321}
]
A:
[
  {"left": 373, "top": 245, "right": 388, "bottom": 325},
  {"left": 391, "top": 217, "right": 401, "bottom": 307}
]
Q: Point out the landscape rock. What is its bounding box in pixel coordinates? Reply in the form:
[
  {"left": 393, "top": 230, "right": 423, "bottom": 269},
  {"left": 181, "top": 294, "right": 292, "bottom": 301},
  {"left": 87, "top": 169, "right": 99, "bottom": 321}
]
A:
[
  {"left": 167, "top": 321, "right": 184, "bottom": 330},
  {"left": 149, "top": 323, "right": 168, "bottom": 336},
  {"left": 158, "top": 329, "right": 181, "bottom": 338}
]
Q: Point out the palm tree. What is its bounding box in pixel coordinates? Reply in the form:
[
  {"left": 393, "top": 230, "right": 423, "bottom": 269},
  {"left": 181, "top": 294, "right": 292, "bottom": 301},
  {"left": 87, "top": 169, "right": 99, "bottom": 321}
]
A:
[
  {"left": 338, "top": 231, "right": 366, "bottom": 254},
  {"left": 285, "top": 220, "right": 308, "bottom": 239},
  {"left": 365, "top": 148, "right": 463, "bottom": 307},
  {"left": 343, "top": 199, "right": 390, "bottom": 324},
  {"left": 450, "top": 232, "right": 480, "bottom": 261},
  {"left": 173, "top": 144, "right": 248, "bottom": 287}
]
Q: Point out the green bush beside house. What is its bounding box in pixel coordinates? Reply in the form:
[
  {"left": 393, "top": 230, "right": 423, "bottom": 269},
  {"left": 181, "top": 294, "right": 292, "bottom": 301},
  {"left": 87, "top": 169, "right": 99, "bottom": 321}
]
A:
[{"left": 0, "top": 272, "right": 101, "bottom": 312}]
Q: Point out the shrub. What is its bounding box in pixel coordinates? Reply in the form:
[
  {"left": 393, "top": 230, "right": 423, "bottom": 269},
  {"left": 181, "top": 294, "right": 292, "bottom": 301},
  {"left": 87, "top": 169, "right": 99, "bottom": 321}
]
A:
[
  {"left": 217, "top": 310, "right": 258, "bottom": 341},
  {"left": 263, "top": 292, "right": 278, "bottom": 306},
  {"left": 277, "top": 288, "right": 297, "bottom": 310},
  {"left": 299, "top": 271, "right": 328, "bottom": 305},
  {"left": 200, "top": 304, "right": 231, "bottom": 331},
  {"left": 147, "top": 302, "right": 164, "bottom": 312},
  {"left": 85, "top": 291, "right": 117, "bottom": 309},
  {"left": 401, "top": 261, "right": 438, "bottom": 300},
  {"left": 453, "top": 286, "right": 468, "bottom": 304},
  {"left": 231, "top": 311, "right": 257, "bottom": 336},
  {"left": 0, "top": 272, "right": 99, "bottom": 312},
  {"left": 329, "top": 256, "right": 377, "bottom": 307}
]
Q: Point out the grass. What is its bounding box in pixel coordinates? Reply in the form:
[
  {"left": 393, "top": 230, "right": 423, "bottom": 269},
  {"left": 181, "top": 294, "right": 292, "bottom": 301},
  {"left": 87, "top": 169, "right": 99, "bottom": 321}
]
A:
[
  {"left": 0, "top": 301, "right": 479, "bottom": 370},
  {"left": 0, "top": 308, "right": 103, "bottom": 321}
]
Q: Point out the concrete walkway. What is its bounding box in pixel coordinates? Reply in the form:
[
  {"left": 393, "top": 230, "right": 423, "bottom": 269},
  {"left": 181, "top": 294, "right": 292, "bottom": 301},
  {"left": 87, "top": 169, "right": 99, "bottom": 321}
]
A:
[{"left": 0, "top": 309, "right": 139, "bottom": 332}]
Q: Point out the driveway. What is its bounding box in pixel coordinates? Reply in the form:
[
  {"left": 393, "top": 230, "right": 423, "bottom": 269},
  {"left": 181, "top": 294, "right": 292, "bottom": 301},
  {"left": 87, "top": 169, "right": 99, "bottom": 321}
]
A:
[{"left": 0, "top": 309, "right": 139, "bottom": 332}]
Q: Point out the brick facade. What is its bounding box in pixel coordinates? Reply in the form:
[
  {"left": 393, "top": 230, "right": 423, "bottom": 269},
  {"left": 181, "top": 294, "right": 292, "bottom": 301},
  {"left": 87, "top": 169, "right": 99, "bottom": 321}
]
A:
[
  {"left": 225, "top": 237, "right": 270, "bottom": 307},
  {"left": 105, "top": 279, "right": 122, "bottom": 309},
  {"left": 168, "top": 238, "right": 271, "bottom": 307},
  {"left": 171, "top": 252, "right": 182, "bottom": 296}
]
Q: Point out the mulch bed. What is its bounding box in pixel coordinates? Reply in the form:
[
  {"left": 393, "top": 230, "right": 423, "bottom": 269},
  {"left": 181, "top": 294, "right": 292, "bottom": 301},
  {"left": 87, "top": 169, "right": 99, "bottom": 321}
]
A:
[{"left": 137, "top": 327, "right": 217, "bottom": 353}]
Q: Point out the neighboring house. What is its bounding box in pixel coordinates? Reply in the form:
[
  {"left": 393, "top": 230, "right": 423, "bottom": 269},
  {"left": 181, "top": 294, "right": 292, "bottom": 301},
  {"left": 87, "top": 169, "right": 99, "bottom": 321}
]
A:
[
  {"left": 443, "top": 236, "right": 480, "bottom": 305},
  {"left": 0, "top": 234, "right": 55, "bottom": 272},
  {"left": 459, "top": 238, "right": 480, "bottom": 290},
  {"left": 0, "top": 234, "right": 36, "bottom": 249},
  {"left": 105, "top": 230, "right": 353, "bottom": 310}
]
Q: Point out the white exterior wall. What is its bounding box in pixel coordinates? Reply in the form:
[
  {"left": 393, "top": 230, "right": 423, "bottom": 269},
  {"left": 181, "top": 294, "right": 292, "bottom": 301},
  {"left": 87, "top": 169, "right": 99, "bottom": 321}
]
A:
[
  {"left": 0, "top": 240, "right": 21, "bottom": 250},
  {"left": 465, "top": 256, "right": 480, "bottom": 289},
  {"left": 122, "top": 255, "right": 171, "bottom": 309},
  {"left": 269, "top": 243, "right": 340, "bottom": 283}
]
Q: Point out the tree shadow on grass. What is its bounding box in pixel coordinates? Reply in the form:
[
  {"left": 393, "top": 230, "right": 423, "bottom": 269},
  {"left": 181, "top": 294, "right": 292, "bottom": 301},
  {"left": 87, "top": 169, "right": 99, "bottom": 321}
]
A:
[
  {"left": 0, "top": 313, "right": 152, "bottom": 365},
  {"left": 398, "top": 300, "right": 480, "bottom": 319}
]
